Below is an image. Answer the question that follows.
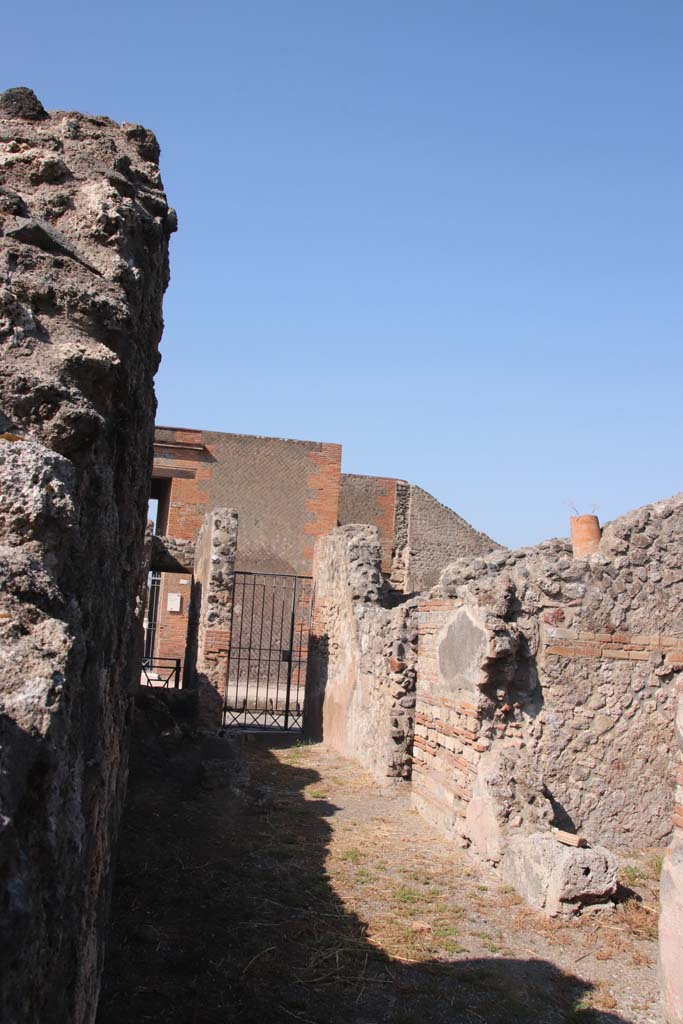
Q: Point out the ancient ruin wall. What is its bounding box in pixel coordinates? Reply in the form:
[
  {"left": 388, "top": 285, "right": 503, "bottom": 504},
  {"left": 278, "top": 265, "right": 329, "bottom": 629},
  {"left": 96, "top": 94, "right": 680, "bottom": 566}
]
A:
[
  {"left": 405, "top": 485, "right": 496, "bottom": 592},
  {"left": 153, "top": 427, "right": 342, "bottom": 576},
  {"left": 339, "top": 474, "right": 400, "bottom": 575},
  {"left": 305, "top": 525, "right": 417, "bottom": 781},
  {"left": 188, "top": 507, "right": 238, "bottom": 727},
  {"left": 0, "top": 88, "right": 174, "bottom": 1023},
  {"left": 338, "top": 477, "right": 496, "bottom": 594},
  {"left": 413, "top": 494, "right": 683, "bottom": 853}
]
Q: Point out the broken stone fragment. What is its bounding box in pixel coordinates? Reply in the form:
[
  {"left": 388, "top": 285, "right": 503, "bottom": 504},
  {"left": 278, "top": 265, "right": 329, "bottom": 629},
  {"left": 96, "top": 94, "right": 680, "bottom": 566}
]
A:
[
  {"left": 0, "top": 86, "right": 48, "bottom": 121},
  {"left": 0, "top": 187, "right": 29, "bottom": 216},
  {"left": 501, "top": 832, "right": 618, "bottom": 916},
  {"left": 29, "top": 157, "right": 70, "bottom": 185}
]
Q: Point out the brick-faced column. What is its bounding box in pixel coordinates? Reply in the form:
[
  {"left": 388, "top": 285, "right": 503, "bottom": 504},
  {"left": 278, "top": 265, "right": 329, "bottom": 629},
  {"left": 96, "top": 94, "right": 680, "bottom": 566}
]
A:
[
  {"left": 659, "top": 677, "right": 683, "bottom": 1023},
  {"left": 303, "top": 443, "right": 342, "bottom": 569}
]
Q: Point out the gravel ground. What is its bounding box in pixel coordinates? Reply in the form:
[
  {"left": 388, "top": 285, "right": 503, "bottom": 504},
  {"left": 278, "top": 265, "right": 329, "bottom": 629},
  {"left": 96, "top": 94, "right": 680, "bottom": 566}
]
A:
[{"left": 98, "top": 734, "right": 664, "bottom": 1024}]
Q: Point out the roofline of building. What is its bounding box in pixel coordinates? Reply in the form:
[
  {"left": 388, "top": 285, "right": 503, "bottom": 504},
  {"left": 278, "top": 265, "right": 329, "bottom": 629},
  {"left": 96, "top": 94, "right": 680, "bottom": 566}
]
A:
[{"left": 154, "top": 424, "right": 342, "bottom": 450}]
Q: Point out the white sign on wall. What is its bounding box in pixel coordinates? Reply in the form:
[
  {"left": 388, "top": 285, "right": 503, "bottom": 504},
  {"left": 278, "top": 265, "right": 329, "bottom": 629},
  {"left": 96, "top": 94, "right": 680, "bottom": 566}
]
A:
[{"left": 167, "top": 592, "right": 182, "bottom": 613}]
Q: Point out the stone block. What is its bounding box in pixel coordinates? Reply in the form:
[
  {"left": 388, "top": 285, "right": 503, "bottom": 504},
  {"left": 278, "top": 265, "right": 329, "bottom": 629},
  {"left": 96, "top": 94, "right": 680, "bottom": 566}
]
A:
[{"left": 502, "top": 833, "right": 618, "bottom": 916}]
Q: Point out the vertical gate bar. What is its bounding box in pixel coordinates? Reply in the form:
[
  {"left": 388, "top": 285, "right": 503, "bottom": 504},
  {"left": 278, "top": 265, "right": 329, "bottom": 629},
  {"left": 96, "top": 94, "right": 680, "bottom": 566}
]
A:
[
  {"left": 283, "top": 576, "right": 298, "bottom": 730},
  {"left": 144, "top": 572, "right": 161, "bottom": 661},
  {"left": 243, "top": 574, "right": 258, "bottom": 726},
  {"left": 263, "top": 580, "right": 277, "bottom": 723},
  {"left": 275, "top": 579, "right": 288, "bottom": 718},
  {"left": 223, "top": 569, "right": 239, "bottom": 719},
  {"left": 253, "top": 579, "right": 267, "bottom": 724},
  {"left": 294, "top": 584, "right": 306, "bottom": 718},
  {"left": 233, "top": 574, "right": 247, "bottom": 718}
]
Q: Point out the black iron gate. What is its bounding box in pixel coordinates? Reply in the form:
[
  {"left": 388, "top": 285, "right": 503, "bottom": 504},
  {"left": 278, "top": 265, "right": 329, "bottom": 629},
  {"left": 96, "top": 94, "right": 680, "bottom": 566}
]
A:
[{"left": 223, "top": 572, "right": 313, "bottom": 730}]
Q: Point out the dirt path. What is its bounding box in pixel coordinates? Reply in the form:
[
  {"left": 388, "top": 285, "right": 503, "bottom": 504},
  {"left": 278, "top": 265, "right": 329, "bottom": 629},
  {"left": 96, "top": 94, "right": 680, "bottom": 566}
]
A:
[{"left": 98, "top": 736, "right": 663, "bottom": 1024}]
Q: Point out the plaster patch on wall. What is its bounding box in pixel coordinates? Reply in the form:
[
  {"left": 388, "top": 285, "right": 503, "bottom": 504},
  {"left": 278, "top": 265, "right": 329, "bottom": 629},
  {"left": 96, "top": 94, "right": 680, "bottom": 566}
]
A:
[{"left": 438, "top": 609, "right": 486, "bottom": 693}]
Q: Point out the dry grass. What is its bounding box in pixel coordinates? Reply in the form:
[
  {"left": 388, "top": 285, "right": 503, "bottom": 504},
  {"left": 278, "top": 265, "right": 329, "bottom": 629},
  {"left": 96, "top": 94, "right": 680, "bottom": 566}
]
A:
[{"left": 99, "top": 738, "right": 663, "bottom": 1024}]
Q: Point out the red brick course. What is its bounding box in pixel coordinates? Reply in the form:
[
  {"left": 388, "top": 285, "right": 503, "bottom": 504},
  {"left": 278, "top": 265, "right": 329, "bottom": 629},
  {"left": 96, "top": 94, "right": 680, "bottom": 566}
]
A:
[{"left": 303, "top": 444, "right": 342, "bottom": 568}]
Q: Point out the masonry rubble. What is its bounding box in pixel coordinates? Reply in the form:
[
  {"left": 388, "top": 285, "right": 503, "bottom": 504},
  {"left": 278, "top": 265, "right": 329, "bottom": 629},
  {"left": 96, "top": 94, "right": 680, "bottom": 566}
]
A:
[
  {"left": 150, "top": 532, "right": 196, "bottom": 573},
  {"left": 309, "top": 495, "right": 682, "bottom": 919},
  {"left": 0, "top": 87, "right": 174, "bottom": 1022},
  {"left": 186, "top": 507, "right": 238, "bottom": 727},
  {"left": 305, "top": 524, "right": 418, "bottom": 782}
]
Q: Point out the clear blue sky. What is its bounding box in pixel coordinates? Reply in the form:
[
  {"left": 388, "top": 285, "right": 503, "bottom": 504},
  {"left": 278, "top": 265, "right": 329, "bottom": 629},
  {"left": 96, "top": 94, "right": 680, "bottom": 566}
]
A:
[{"left": 4, "top": 2, "right": 681, "bottom": 548}]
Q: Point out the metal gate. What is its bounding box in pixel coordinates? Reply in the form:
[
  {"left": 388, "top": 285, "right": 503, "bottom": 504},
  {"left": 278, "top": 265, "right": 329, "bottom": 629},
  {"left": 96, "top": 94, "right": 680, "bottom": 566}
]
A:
[
  {"left": 223, "top": 572, "right": 313, "bottom": 730},
  {"left": 143, "top": 571, "right": 161, "bottom": 661}
]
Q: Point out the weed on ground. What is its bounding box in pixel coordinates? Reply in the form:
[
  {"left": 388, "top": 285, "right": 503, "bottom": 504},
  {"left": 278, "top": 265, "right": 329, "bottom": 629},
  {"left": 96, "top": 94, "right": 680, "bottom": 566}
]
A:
[{"left": 98, "top": 739, "right": 663, "bottom": 1024}]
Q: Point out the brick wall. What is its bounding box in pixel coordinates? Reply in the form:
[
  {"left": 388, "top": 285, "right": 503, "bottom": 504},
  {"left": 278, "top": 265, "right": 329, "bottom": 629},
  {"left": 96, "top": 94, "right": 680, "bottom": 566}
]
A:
[
  {"left": 412, "top": 494, "right": 683, "bottom": 851},
  {"left": 150, "top": 427, "right": 342, "bottom": 667},
  {"left": 412, "top": 598, "right": 487, "bottom": 837},
  {"left": 405, "top": 486, "right": 496, "bottom": 592},
  {"left": 202, "top": 431, "right": 341, "bottom": 575},
  {"left": 339, "top": 475, "right": 497, "bottom": 593},
  {"left": 339, "top": 474, "right": 400, "bottom": 574},
  {"left": 303, "top": 444, "right": 343, "bottom": 568},
  {"left": 412, "top": 594, "right": 680, "bottom": 850}
]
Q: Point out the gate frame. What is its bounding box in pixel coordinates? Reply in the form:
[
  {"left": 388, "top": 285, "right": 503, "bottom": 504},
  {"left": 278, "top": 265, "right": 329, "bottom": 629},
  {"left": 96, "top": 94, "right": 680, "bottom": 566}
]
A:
[{"left": 222, "top": 570, "right": 313, "bottom": 731}]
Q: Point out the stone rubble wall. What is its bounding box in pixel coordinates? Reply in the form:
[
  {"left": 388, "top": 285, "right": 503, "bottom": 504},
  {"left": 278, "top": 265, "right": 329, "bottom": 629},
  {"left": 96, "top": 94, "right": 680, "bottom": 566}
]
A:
[
  {"left": 305, "top": 525, "right": 417, "bottom": 781},
  {"left": 389, "top": 480, "right": 411, "bottom": 591},
  {"left": 412, "top": 493, "right": 683, "bottom": 861},
  {"left": 188, "top": 508, "right": 238, "bottom": 727},
  {"left": 0, "top": 88, "right": 174, "bottom": 1024},
  {"left": 150, "top": 533, "right": 195, "bottom": 573}
]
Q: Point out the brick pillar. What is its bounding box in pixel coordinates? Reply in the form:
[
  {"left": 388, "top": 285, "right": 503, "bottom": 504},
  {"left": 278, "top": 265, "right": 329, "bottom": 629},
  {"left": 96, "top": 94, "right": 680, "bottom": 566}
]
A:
[{"left": 303, "top": 443, "right": 342, "bottom": 569}]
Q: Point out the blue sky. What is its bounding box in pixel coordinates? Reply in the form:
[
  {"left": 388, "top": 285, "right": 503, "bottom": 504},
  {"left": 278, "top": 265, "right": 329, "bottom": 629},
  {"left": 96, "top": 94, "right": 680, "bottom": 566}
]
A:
[{"left": 4, "top": 2, "right": 681, "bottom": 548}]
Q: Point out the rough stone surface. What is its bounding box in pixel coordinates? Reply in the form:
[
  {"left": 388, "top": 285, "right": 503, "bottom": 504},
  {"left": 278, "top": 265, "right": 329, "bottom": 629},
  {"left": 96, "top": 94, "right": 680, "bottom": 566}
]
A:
[
  {"left": 150, "top": 533, "right": 195, "bottom": 573},
  {"left": 425, "top": 494, "right": 683, "bottom": 848},
  {"left": 0, "top": 88, "right": 173, "bottom": 1024},
  {"left": 305, "top": 524, "right": 418, "bottom": 781},
  {"left": 659, "top": 678, "right": 683, "bottom": 1022},
  {"left": 501, "top": 833, "right": 618, "bottom": 917},
  {"left": 464, "top": 748, "right": 553, "bottom": 865},
  {"left": 187, "top": 508, "right": 238, "bottom": 727}
]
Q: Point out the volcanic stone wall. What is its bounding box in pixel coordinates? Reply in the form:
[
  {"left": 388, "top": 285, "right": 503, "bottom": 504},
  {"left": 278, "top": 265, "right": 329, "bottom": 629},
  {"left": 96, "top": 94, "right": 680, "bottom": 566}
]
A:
[
  {"left": 0, "top": 88, "right": 174, "bottom": 1023},
  {"left": 305, "top": 525, "right": 417, "bottom": 782},
  {"left": 187, "top": 507, "right": 238, "bottom": 727},
  {"left": 413, "top": 494, "right": 683, "bottom": 853}
]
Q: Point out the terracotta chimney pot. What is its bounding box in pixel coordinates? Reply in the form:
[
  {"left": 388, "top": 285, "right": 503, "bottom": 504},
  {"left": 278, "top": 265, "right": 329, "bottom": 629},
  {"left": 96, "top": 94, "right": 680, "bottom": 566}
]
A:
[{"left": 570, "top": 515, "right": 601, "bottom": 559}]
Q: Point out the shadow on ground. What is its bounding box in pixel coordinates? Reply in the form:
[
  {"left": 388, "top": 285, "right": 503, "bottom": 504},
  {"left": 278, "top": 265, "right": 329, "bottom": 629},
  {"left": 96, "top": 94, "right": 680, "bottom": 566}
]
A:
[{"left": 97, "top": 726, "right": 634, "bottom": 1024}]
